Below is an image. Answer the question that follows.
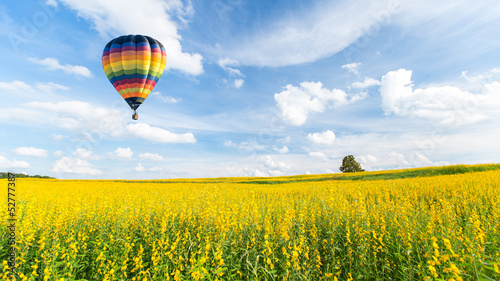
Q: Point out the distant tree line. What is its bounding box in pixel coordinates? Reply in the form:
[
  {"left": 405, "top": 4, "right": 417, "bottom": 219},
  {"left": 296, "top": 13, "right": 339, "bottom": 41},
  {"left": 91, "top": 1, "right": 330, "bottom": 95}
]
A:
[{"left": 0, "top": 172, "right": 55, "bottom": 179}]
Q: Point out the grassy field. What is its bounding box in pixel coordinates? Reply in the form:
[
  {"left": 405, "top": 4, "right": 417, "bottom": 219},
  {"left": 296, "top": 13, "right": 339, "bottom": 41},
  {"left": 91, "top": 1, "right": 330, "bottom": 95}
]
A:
[{"left": 1, "top": 164, "right": 500, "bottom": 280}]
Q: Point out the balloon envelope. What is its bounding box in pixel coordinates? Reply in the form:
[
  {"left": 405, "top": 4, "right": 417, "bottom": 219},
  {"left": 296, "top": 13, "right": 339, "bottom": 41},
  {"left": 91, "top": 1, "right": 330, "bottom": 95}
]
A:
[{"left": 102, "top": 35, "right": 167, "bottom": 111}]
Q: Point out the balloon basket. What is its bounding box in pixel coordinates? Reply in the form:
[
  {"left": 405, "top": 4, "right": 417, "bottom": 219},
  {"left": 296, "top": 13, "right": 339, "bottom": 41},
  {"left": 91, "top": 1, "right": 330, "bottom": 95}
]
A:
[{"left": 132, "top": 113, "right": 139, "bottom": 120}]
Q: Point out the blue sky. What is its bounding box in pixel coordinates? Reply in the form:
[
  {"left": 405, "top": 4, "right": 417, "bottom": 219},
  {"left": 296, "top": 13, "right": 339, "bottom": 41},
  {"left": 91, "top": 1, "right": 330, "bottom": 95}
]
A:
[{"left": 1, "top": 0, "right": 500, "bottom": 179}]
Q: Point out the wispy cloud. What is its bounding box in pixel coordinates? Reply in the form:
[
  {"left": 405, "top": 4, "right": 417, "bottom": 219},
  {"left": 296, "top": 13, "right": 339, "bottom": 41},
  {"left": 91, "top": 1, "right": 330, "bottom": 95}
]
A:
[
  {"left": 342, "top": 62, "right": 361, "bottom": 74},
  {"left": 151, "top": 92, "right": 181, "bottom": 103},
  {"left": 221, "top": 0, "right": 400, "bottom": 66},
  {"left": 218, "top": 58, "right": 244, "bottom": 76},
  {"left": 0, "top": 80, "right": 69, "bottom": 95},
  {"left": 0, "top": 80, "right": 33, "bottom": 92},
  {"left": 28, "top": 57, "right": 93, "bottom": 78},
  {"left": 13, "top": 147, "right": 48, "bottom": 158}
]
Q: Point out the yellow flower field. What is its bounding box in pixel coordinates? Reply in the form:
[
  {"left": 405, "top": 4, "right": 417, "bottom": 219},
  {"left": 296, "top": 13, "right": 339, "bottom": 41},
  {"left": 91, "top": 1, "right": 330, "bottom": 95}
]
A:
[{"left": 1, "top": 166, "right": 500, "bottom": 280}]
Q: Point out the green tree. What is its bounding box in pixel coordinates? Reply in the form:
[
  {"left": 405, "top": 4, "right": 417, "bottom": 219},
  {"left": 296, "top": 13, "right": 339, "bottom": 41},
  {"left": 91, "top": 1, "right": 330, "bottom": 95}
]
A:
[{"left": 339, "top": 155, "right": 365, "bottom": 173}]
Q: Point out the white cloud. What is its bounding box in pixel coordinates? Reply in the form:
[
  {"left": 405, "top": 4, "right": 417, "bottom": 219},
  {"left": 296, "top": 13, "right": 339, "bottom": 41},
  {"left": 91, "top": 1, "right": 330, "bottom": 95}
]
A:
[
  {"left": 307, "top": 130, "right": 336, "bottom": 145},
  {"left": 342, "top": 62, "right": 361, "bottom": 74},
  {"left": 73, "top": 148, "right": 100, "bottom": 160},
  {"left": 218, "top": 58, "right": 244, "bottom": 77},
  {"left": 0, "top": 81, "right": 33, "bottom": 92},
  {"left": 151, "top": 92, "right": 181, "bottom": 103},
  {"left": 223, "top": 0, "right": 400, "bottom": 67},
  {"left": 224, "top": 140, "right": 236, "bottom": 147},
  {"left": 36, "top": 82, "right": 70, "bottom": 93},
  {"left": 57, "top": 0, "right": 203, "bottom": 75},
  {"left": 112, "top": 147, "right": 133, "bottom": 160},
  {"left": 5, "top": 100, "right": 198, "bottom": 144},
  {"left": 358, "top": 154, "right": 378, "bottom": 170},
  {"left": 234, "top": 79, "right": 244, "bottom": 88},
  {"left": 51, "top": 134, "right": 66, "bottom": 140},
  {"left": 218, "top": 58, "right": 239, "bottom": 68},
  {"left": 274, "top": 81, "right": 349, "bottom": 126},
  {"left": 238, "top": 140, "right": 267, "bottom": 151},
  {"left": 273, "top": 146, "right": 289, "bottom": 154},
  {"left": 0, "top": 155, "right": 30, "bottom": 169},
  {"left": 54, "top": 150, "right": 65, "bottom": 157},
  {"left": 138, "top": 153, "right": 164, "bottom": 161},
  {"left": 309, "top": 152, "right": 328, "bottom": 160},
  {"left": 45, "top": 0, "right": 58, "bottom": 7},
  {"left": 250, "top": 169, "right": 269, "bottom": 177},
  {"left": 135, "top": 163, "right": 145, "bottom": 172},
  {"left": 262, "top": 155, "right": 291, "bottom": 170},
  {"left": 0, "top": 80, "right": 69, "bottom": 97},
  {"left": 134, "top": 162, "right": 167, "bottom": 173},
  {"left": 28, "top": 57, "right": 93, "bottom": 78},
  {"left": 14, "top": 101, "right": 126, "bottom": 136},
  {"left": 51, "top": 156, "right": 102, "bottom": 175},
  {"left": 380, "top": 68, "right": 500, "bottom": 126},
  {"left": 126, "top": 123, "right": 196, "bottom": 143},
  {"left": 279, "top": 136, "right": 291, "bottom": 143},
  {"left": 239, "top": 155, "right": 292, "bottom": 177},
  {"left": 13, "top": 147, "right": 48, "bottom": 158},
  {"left": 352, "top": 77, "right": 381, "bottom": 89}
]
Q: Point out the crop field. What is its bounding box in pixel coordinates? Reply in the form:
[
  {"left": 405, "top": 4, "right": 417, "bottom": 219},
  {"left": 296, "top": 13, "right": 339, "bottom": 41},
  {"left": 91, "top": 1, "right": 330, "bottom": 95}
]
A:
[{"left": 1, "top": 164, "right": 500, "bottom": 280}]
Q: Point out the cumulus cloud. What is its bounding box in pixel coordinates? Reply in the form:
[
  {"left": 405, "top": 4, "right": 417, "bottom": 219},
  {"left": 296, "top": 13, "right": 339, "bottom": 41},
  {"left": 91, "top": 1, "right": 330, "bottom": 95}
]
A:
[
  {"left": 13, "top": 147, "right": 48, "bottom": 158},
  {"left": 57, "top": 0, "right": 203, "bottom": 75},
  {"left": 0, "top": 155, "right": 30, "bottom": 169},
  {"left": 380, "top": 68, "right": 500, "bottom": 126},
  {"left": 28, "top": 57, "right": 93, "bottom": 78},
  {"left": 138, "top": 153, "right": 164, "bottom": 161},
  {"left": 51, "top": 156, "right": 102, "bottom": 175},
  {"left": 127, "top": 123, "right": 196, "bottom": 143},
  {"left": 275, "top": 81, "right": 351, "bottom": 126},
  {"left": 307, "top": 130, "right": 336, "bottom": 145},
  {"left": 342, "top": 62, "right": 361, "bottom": 74},
  {"left": 234, "top": 79, "right": 244, "bottom": 88},
  {"left": 111, "top": 147, "right": 134, "bottom": 160},
  {"left": 352, "top": 77, "right": 381, "bottom": 89}
]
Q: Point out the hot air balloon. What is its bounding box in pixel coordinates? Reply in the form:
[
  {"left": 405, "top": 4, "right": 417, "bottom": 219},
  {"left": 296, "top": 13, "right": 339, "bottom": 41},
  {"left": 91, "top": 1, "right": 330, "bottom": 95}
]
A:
[{"left": 102, "top": 35, "right": 167, "bottom": 120}]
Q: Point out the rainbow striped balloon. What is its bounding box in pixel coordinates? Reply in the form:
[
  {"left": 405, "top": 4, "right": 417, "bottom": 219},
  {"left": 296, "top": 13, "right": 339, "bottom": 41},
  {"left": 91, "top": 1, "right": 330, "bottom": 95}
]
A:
[{"left": 102, "top": 35, "right": 167, "bottom": 114}]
